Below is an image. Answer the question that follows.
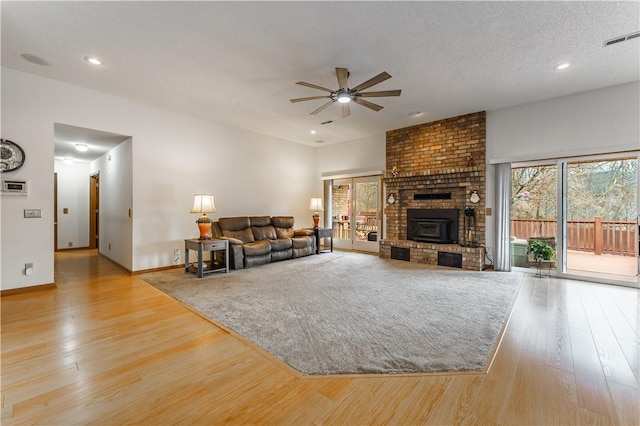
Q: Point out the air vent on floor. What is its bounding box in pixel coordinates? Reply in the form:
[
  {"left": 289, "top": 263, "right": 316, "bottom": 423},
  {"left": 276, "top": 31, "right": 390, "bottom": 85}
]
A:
[{"left": 604, "top": 31, "right": 640, "bottom": 47}]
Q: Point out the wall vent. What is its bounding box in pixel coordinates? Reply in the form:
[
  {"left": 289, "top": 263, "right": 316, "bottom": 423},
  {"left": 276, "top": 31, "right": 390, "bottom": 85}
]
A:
[
  {"left": 604, "top": 31, "right": 640, "bottom": 47},
  {"left": 320, "top": 120, "right": 333, "bottom": 125},
  {"left": 437, "top": 251, "right": 462, "bottom": 268},
  {"left": 391, "top": 246, "right": 410, "bottom": 261}
]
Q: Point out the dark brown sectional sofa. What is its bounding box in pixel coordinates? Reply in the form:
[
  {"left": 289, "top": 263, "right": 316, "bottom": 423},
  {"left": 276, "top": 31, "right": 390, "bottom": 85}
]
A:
[{"left": 212, "top": 216, "right": 315, "bottom": 269}]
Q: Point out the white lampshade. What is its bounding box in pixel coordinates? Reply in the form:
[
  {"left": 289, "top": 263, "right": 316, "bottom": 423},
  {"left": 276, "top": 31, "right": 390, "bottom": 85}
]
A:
[
  {"left": 190, "top": 194, "right": 216, "bottom": 214},
  {"left": 309, "top": 198, "right": 323, "bottom": 211}
]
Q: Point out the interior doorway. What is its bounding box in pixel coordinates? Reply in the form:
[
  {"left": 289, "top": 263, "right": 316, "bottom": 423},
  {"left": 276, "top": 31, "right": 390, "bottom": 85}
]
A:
[
  {"left": 330, "top": 175, "right": 381, "bottom": 252},
  {"left": 90, "top": 173, "right": 100, "bottom": 249}
]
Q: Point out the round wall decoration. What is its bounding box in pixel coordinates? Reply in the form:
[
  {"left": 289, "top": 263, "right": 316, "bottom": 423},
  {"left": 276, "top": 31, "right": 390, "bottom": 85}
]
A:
[
  {"left": 387, "top": 193, "right": 396, "bottom": 205},
  {"left": 1, "top": 139, "right": 26, "bottom": 172}
]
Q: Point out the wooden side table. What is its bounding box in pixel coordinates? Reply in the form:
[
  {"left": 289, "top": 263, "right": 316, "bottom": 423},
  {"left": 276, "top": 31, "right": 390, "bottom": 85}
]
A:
[
  {"left": 184, "top": 238, "right": 229, "bottom": 278},
  {"left": 313, "top": 227, "right": 333, "bottom": 254}
]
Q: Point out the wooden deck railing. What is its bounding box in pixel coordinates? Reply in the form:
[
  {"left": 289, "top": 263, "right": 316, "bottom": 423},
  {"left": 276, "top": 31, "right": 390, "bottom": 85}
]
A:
[{"left": 511, "top": 217, "right": 638, "bottom": 256}]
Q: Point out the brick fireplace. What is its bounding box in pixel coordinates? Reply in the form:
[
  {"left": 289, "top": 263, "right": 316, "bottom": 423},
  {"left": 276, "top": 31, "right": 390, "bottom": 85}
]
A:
[{"left": 380, "top": 111, "right": 486, "bottom": 270}]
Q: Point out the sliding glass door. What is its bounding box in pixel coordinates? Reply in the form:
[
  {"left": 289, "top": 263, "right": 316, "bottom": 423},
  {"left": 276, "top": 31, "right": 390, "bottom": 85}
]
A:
[
  {"left": 562, "top": 157, "right": 638, "bottom": 283},
  {"left": 511, "top": 154, "right": 639, "bottom": 287},
  {"left": 330, "top": 176, "right": 381, "bottom": 252}
]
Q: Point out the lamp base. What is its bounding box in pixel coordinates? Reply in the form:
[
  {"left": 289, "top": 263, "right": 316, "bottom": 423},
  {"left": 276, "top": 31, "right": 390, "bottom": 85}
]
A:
[
  {"left": 312, "top": 213, "right": 320, "bottom": 228},
  {"left": 197, "top": 222, "right": 212, "bottom": 239}
]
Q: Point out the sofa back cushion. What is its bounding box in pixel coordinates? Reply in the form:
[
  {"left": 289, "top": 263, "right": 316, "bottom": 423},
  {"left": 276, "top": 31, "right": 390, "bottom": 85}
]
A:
[
  {"left": 250, "top": 216, "right": 272, "bottom": 227},
  {"left": 252, "top": 225, "right": 277, "bottom": 241},
  {"left": 218, "top": 217, "right": 255, "bottom": 243},
  {"left": 272, "top": 216, "right": 295, "bottom": 239}
]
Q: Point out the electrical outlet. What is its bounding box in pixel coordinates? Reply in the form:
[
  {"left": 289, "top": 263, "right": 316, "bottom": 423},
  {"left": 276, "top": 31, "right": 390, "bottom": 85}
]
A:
[
  {"left": 24, "top": 263, "right": 33, "bottom": 275},
  {"left": 68, "top": 242, "right": 73, "bottom": 247},
  {"left": 108, "top": 242, "right": 111, "bottom": 250}
]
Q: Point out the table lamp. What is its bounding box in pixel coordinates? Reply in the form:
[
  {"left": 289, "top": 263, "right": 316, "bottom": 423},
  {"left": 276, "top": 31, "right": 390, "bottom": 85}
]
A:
[
  {"left": 190, "top": 194, "right": 216, "bottom": 239},
  {"left": 309, "top": 197, "right": 323, "bottom": 228}
]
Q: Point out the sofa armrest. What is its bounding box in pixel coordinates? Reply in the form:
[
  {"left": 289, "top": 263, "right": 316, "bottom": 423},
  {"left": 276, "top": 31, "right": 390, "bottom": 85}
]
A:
[
  {"left": 226, "top": 243, "right": 245, "bottom": 269},
  {"left": 294, "top": 229, "right": 314, "bottom": 237}
]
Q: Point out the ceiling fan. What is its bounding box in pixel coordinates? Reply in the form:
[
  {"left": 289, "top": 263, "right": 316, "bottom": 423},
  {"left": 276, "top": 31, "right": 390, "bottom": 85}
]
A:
[{"left": 290, "top": 67, "right": 401, "bottom": 118}]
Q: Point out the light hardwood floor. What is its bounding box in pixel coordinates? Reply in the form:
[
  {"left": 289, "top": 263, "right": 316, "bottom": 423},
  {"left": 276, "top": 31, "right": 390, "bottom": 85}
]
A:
[{"left": 1, "top": 249, "right": 638, "bottom": 425}]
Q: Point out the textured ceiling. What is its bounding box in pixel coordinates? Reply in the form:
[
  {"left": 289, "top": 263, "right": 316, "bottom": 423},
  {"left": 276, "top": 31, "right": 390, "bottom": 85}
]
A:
[{"left": 2, "top": 1, "right": 639, "bottom": 147}]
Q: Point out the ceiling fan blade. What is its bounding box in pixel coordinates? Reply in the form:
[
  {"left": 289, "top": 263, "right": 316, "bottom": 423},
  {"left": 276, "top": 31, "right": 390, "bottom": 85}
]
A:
[
  {"left": 290, "top": 96, "right": 330, "bottom": 103},
  {"left": 336, "top": 67, "right": 349, "bottom": 90},
  {"left": 310, "top": 100, "right": 335, "bottom": 115},
  {"left": 296, "top": 81, "right": 334, "bottom": 93},
  {"left": 353, "top": 98, "right": 384, "bottom": 112},
  {"left": 351, "top": 71, "right": 391, "bottom": 93},
  {"left": 342, "top": 103, "right": 351, "bottom": 118},
  {"left": 356, "top": 90, "right": 401, "bottom": 98}
]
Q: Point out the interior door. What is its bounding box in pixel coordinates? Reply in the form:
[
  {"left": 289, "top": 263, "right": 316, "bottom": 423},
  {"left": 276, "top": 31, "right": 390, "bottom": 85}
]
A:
[
  {"left": 331, "top": 175, "right": 381, "bottom": 252},
  {"left": 90, "top": 173, "right": 100, "bottom": 249}
]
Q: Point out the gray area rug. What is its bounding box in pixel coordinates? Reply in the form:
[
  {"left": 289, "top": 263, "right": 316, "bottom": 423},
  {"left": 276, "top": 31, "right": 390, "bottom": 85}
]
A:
[{"left": 139, "top": 252, "right": 521, "bottom": 375}]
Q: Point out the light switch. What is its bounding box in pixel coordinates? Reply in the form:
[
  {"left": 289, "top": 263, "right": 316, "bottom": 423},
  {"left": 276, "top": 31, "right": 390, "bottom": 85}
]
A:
[{"left": 24, "top": 209, "right": 42, "bottom": 218}]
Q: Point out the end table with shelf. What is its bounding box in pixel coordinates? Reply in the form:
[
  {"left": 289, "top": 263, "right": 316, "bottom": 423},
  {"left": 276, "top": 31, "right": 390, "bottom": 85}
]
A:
[
  {"left": 184, "top": 238, "right": 229, "bottom": 277},
  {"left": 313, "top": 227, "right": 333, "bottom": 254}
]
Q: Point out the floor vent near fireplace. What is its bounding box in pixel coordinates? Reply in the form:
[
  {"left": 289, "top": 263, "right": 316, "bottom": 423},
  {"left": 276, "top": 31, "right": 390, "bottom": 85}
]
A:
[
  {"left": 437, "top": 251, "right": 462, "bottom": 268},
  {"left": 391, "top": 246, "right": 410, "bottom": 261},
  {"left": 414, "top": 192, "right": 452, "bottom": 200}
]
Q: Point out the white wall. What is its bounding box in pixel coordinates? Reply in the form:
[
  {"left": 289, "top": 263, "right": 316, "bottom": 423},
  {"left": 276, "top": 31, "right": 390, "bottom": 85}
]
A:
[
  {"left": 1, "top": 68, "right": 317, "bottom": 290},
  {"left": 54, "top": 159, "right": 90, "bottom": 249},
  {"left": 90, "top": 139, "right": 133, "bottom": 270},
  {"left": 316, "top": 133, "right": 386, "bottom": 177},
  {"left": 484, "top": 81, "right": 640, "bottom": 253},
  {"left": 487, "top": 81, "right": 639, "bottom": 163}
]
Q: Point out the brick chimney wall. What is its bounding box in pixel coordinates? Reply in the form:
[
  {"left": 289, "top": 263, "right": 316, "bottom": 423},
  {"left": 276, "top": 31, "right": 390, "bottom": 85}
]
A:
[{"left": 382, "top": 111, "right": 487, "bottom": 269}]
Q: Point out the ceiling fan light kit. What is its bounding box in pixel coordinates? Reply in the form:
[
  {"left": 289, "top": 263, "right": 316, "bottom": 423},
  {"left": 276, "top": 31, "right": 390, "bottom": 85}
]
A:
[{"left": 291, "top": 67, "right": 401, "bottom": 117}]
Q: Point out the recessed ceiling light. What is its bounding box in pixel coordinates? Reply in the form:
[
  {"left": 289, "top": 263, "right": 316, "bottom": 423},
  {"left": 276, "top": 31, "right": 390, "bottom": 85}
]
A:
[
  {"left": 84, "top": 56, "right": 103, "bottom": 66},
  {"left": 310, "top": 130, "right": 317, "bottom": 135},
  {"left": 75, "top": 143, "right": 89, "bottom": 152},
  {"left": 20, "top": 53, "right": 50, "bottom": 66},
  {"left": 553, "top": 62, "right": 572, "bottom": 71}
]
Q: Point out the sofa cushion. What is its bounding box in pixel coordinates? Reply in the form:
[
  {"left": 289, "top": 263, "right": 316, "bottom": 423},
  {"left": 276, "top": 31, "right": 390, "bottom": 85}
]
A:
[
  {"left": 271, "top": 248, "right": 292, "bottom": 262},
  {"left": 250, "top": 216, "right": 272, "bottom": 227},
  {"left": 220, "top": 236, "right": 244, "bottom": 246},
  {"left": 252, "top": 225, "right": 277, "bottom": 241},
  {"left": 243, "top": 240, "right": 271, "bottom": 256},
  {"left": 272, "top": 216, "right": 295, "bottom": 228},
  {"left": 292, "top": 245, "right": 315, "bottom": 258},
  {"left": 245, "top": 253, "right": 271, "bottom": 268},
  {"left": 222, "top": 227, "right": 255, "bottom": 244},
  {"left": 219, "top": 217, "right": 255, "bottom": 243},
  {"left": 294, "top": 229, "right": 314, "bottom": 237},
  {"left": 219, "top": 216, "right": 251, "bottom": 231},
  {"left": 270, "top": 238, "right": 293, "bottom": 251},
  {"left": 292, "top": 236, "right": 314, "bottom": 249},
  {"left": 275, "top": 227, "right": 294, "bottom": 239}
]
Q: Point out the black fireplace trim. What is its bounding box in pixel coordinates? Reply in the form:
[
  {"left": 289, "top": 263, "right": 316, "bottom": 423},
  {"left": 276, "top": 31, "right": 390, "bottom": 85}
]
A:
[
  {"left": 407, "top": 208, "right": 459, "bottom": 244},
  {"left": 414, "top": 192, "right": 452, "bottom": 200}
]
